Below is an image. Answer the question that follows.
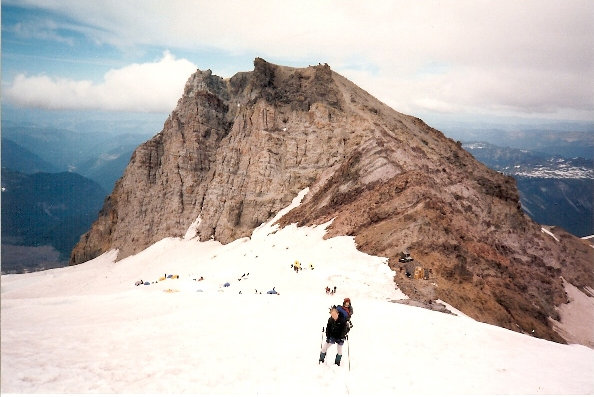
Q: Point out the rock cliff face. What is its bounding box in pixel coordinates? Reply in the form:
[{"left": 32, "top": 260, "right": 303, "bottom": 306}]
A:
[{"left": 72, "top": 58, "right": 592, "bottom": 344}]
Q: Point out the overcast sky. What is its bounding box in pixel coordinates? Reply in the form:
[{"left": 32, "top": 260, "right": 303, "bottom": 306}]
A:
[{"left": 2, "top": 0, "right": 593, "bottom": 124}]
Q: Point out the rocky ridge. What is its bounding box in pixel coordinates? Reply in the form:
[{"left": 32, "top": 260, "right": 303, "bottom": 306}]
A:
[{"left": 72, "top": 58, "right": 593, "bottom": 344}]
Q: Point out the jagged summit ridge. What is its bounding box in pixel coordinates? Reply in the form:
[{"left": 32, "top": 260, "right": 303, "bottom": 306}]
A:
[
  {"left": 71, "top": 58, "right": 416, "bottom": 262},
  {"left": 73, "top": 60, "right": 343, "bottom": 260},
  {"left": 71, "top": 58, "right": 593, "bottom": 345}
]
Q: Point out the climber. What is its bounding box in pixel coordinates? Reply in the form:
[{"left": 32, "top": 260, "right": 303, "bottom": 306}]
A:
[{"left": 319, "top": 306, "right": 349, "bottom": 366}]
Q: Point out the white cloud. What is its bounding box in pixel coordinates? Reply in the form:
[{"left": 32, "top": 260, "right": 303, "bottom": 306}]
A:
[
  {"left": 4, "top": 0, "right": 593, "bottom": 119},
  {"left": 4, "top": 51, "right": 197, "bottom": 112}
]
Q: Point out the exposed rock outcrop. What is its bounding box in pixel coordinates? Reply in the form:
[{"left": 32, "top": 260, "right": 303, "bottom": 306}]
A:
[
  {"left": 72, "top": 59, "right": 346, "bottom": 262},
  {"left": 72, "top": 58, "right": 592, "bottom": 344}
]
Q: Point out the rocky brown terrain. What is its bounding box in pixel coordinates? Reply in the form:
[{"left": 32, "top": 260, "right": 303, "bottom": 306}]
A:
[{"left": 72, "top": 58, "right": 593, "bottom": 344}]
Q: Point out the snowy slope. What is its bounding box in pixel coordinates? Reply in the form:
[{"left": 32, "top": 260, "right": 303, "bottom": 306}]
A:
[{"left": 2, "top": 189, "right": 594, "bottom": 395}]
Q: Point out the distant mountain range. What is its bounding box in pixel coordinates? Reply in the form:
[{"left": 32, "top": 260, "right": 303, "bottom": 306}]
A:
[
  {"left": 2, "top": 126, "right": 153, "bottom": 191},
  {"left": 1, "top": 138, "right": 60, "bottom": 174},
  {"left": 441, "top": 123, "right": 593, "bottom": 160},
  {"left": 1, "top": 168, "right": 106, "bottom": 273},
  {"left": 1, "top": 123, "right": 154, "bottom": 273},
  {"left": 464, "top": 141, "right": 593, "bottom": 237}
]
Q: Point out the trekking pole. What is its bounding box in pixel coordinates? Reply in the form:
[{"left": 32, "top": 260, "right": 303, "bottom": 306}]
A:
[
  {"left": 347, "top": 335, "right": 351, "bottom": 371},
  {"left": 319, "top": 327, "right": 325, "bottom": 365}
]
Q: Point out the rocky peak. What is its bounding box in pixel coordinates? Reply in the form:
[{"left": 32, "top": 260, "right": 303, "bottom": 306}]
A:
[
  {"left": 71, "top": 59, "right": 348, "bottom": 262},
  {"left": 71, "top": 58, "right": 592, "bottom": 345}
]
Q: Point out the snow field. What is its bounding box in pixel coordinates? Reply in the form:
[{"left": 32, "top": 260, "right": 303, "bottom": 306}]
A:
[
  {"left": 3, "top": 285, "right": 594, "bottom": 394},
  {"left": 2, "top": 189, "right": 594, "bottom": 394}
]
